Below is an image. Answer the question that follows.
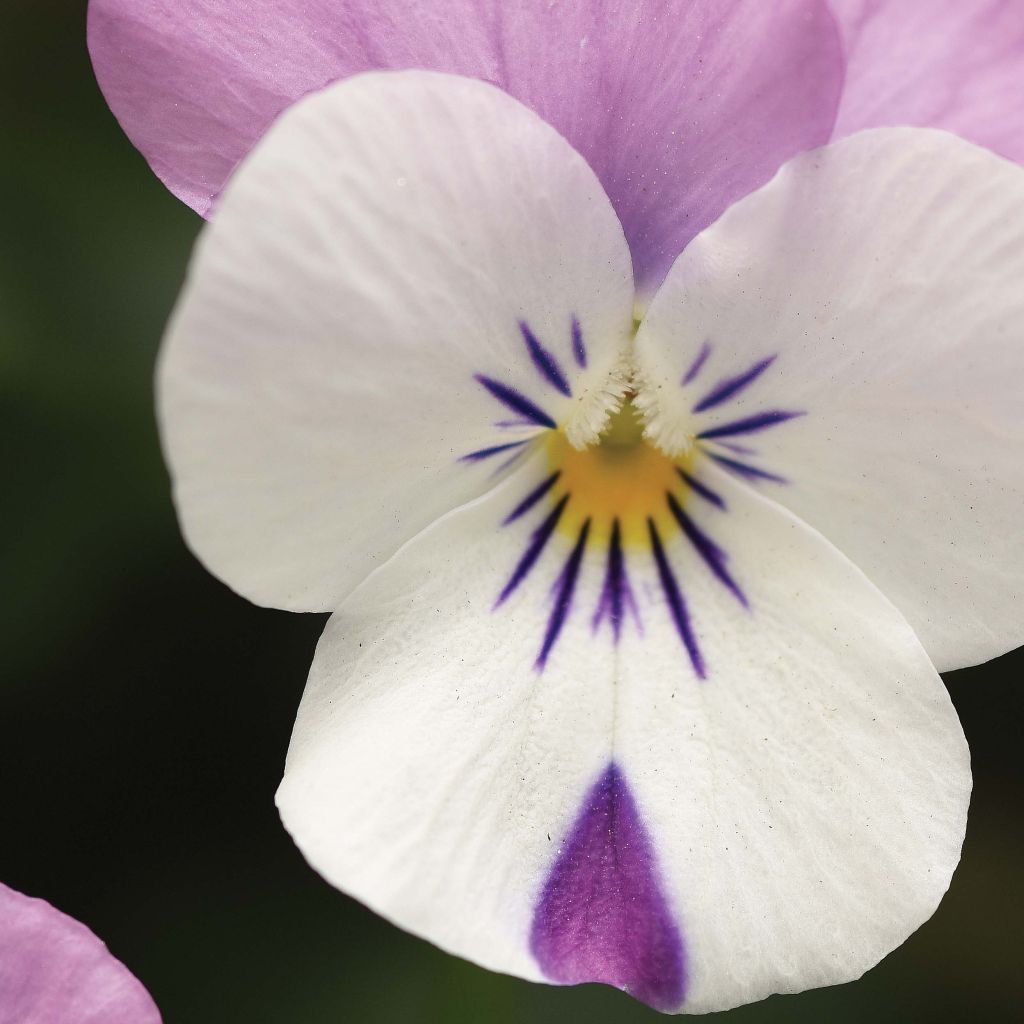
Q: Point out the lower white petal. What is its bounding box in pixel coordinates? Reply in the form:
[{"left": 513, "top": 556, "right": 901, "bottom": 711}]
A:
[{"left": 277, "top": 441, "right": 968, "bottom": 1014}]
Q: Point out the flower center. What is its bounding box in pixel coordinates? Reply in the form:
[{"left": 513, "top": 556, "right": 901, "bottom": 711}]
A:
[{"left": 546, "top": 397, "right": 688, "bottom": 549}]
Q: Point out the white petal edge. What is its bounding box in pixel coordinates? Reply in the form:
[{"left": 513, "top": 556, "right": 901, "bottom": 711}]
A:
[
  {"left": 158, "top": 70, "right": 634, "bottom": 612},
  {"left": 277, "top": 445, "right": 969, "bottom": 1014},
  {"left": 635, "top": 127, "right": 1024, "bottom": 671}
]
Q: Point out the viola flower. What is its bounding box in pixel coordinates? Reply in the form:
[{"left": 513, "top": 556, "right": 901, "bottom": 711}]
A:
[
  {"left": 0, "top": 882, "right": 161, "bottom": 1022},
  {"left": 145, "top": 68, "right": 1024, "bottom": 1012},
  {"left": 88, "top": 0, "right": 1024, "bottom": 1015}
]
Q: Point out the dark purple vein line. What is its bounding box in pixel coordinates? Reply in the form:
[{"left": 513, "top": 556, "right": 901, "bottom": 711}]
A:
[
  {"left": 697, "top": 409, "right": 804, "bottom": 440},
  {"left": 571, "top": 316, "right": 587, "bottom": 368},
  {"left": 497, "top": 494, "right": 569, "bottom": 607},
  {"left": 475, "top": 374, "right": 556, "bottom": 429},
  {"left": 592, "top": 519, "right": 632, "bottom": 642},
  {"left": 706, "top": 451, "right": 788, "bottom": 484},
  {"left": 676, "top": 467, "right": 725, "bottom": 510},
  {"left": 666, "top": 493, "right": 747, "bottom": 607},
  {"left": 503, "top": 471, "right": 561, "bottom": 525},
  {"left": 521, "top": 322, "right": 572, "bottom": 397},
  {"left": 647, "top": 519, "right": 705, "bottom": 678},
  {"left": 681, "top": 340, "right": 712, "bottom": 386},
  {"left": 692, "top": 356, "right": 776, "bottom": 413},
  {"left": 537, "top": 519, "right": 590, "bottom": 669},
  {"left": 460, "top": 440, "right": 529, "bottom": 462}
]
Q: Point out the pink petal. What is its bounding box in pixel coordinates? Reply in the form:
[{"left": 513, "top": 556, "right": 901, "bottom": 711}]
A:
[
  {"left": 87, "top": 0, "right": 843, "bottom": 297},
  {"left": 830, "top": 0, "right": 1024, "bottom": 161},
  {"left": 0, "top": 883, "right": 161, "bottom": 1024}
]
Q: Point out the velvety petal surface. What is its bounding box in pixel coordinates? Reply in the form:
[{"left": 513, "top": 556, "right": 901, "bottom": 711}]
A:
[
  {"left": 0, "top": 883, "right": 161, "bottom": 1024},
  {"left": 635, "top": 128, "right": 1024, "bottom": 672},
  {"left": 278, "top": 448, "right": 968, "bottom": 1014},
  {"left": 830, "top": 0, "right": 1024, "bottom": 161},
  {"left": 158, "top": 71, "right": 634, "bottom": 611},
  {"left": 88, "top": 0, "right": 843, "bottom": 298}
]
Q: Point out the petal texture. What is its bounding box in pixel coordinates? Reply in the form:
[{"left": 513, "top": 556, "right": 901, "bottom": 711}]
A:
[
  {"left": 158, "top": 71, "right": 634, "bottom": 611},
  {"left": 0, "top": 883, "right": 161, "bottom": 1024},
  {"left": 88, "top": 0, "right": 843, "bottom": 297},
  {"left": 830, "top": 0, "right": 1024, "bottom": 161},
  {"left": 635, "top": 128, "right": 1024, "bottom": 672},
  {"left": 278, "top": 448, "right": 968, "bottom": 1013}
]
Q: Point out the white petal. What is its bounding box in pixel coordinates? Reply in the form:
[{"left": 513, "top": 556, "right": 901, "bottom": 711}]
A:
[
  {"left": 278, "top": 452, "right": 615, "bottom": 985},
  {"left": 158, "top": 70, "right": 634, "bottom": 611},
  {"left": 635, "top": 127, "right": 1024, "bottom": 671},
  {"left": 277, "top": 444, "right": 968, "bottom": 1014},
  {"left": 614, "top": 463, "right": 968, "bottom": 1012}
]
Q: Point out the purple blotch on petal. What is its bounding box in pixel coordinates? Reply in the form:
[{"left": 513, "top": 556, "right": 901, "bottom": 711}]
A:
[
  {"left": 475, "top": 374, "right": 556, "bottom": 429},
  {"left": 530, "top": 762, "right": 687, "bottom": 1012},
  {"left": 459, "top": 440, "right": 529, "bottom": 462},
  {"left": 497, "top": 494, "right": 569, "bottom": 607},
  {"left": 571, "top": 316, "right": 587, "bottom": 368},
  {"left": 680, "top": 340, "right": 712, "bottom": 386},
  {"left": 536, "top": 519, "right": 590, "bottom": 669},
  {"left": 504, "top": 471, "right": 561, "bottom": 525},
  {"left": 707, "top": 450, "right": 788, "bottom": 484},
  {"left": 666, "top": 493, "right": 747, "bottom": 607},
  {"left": 697, "top": 409, "right": 804, "bottom": 440},
  {"left": 692, "top": 355, "right": 777, "bottom": 413},
  {"left": 648, "top": 519, "right": 705, "bottom": 678},
  {"left": 520, "top": 322, "right": 572, "bottom": 397},
  {"left": 676, "top": 467, "right": 725, "bottom": 510}
]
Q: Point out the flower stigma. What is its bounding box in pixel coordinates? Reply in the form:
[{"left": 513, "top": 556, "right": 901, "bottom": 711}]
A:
[{"left": 546, "top": 395, "right": 692, "bottom": 549}]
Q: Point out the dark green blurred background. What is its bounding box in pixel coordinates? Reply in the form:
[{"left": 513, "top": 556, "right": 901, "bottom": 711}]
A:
[{"left": 2, "top": 4, "right": 1021, "bottom": 1021}]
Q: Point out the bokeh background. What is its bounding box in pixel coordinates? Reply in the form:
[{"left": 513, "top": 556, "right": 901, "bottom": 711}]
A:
[{"left": 3, "top": 4, "right": 1022, "bottom": 1021}]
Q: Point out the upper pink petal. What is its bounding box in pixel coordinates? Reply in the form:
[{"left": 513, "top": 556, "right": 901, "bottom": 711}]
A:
[
  {"left": 87, "top": 0, "right": 843, "bottom": 297},
  {"left": 830, "top": 0, "right": 1024, "bottom": 161},
  {"left": 0, "top": 883, "right": 161, "bottom": 1024}
]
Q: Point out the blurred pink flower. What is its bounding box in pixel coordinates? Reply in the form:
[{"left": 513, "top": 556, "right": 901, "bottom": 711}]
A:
[{"left": 0, "top": 882, "right": 160, "bottom": 1024}]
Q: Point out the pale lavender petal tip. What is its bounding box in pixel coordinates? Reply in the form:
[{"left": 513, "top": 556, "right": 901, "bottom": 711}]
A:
[
  {"left": 89, "top": 0, "right": 843, "bottom": 292},
  {"left": 831, "top": 0, "right": 1024, "bottom": 163},
  {"left": 530, "top": 763, "right": 686, "bottom": 1011},
  {"left": 0, "top": 882, "right": 161, "bottom": 1024}
]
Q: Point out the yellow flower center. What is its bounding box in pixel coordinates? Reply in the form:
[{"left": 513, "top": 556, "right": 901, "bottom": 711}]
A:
[{"left": 546, "top": 398, "right": 690, "bottom": 548}]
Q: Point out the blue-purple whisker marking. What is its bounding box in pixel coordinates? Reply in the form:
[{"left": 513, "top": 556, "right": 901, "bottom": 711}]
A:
[
  {"left": 715, "top": 441, "right": 759, "bottom": 456},
  {"left": 459, "top": 439, "right": 529, "bottom": 462},
  {"left": 706, "top": 450, "right": 788, "bottom": 484},
  {"left": 681, "top": 340, "right": 712, "bottom": 386},
  {"left": 475, "top": 374, "right": 556, "bottom": 429},
  {"left": 496, "top": 494, "right": 569, "bottom": 607},
  {"left": 692, "top": 355, "right": 777, "bottom": 413},
  {"left": 520, "top": 322, "right": 572, "bottom": 397},
  {"left": 537, "top": 519, "right": 590, "bottom": 670},
  {"left": 571, "top": 316, "right": 587, "bottom": 368},
  {"left": 697, "top": 409, "right": 804, "bottom": 440},
  {"left": 503, "top": 471, "right": 561, "bottom": 525},
  {"left": 676, "top": 467, "right": 725, "bottom": 510},
  {"left": 647, "top": 519, "right": 705, "bottom": 679},
  {"left": 592, "top": 519, "right": 636, "bottom": 642},
  {"left": 666, "top": 493, "right": 747, "bottom": 608}
]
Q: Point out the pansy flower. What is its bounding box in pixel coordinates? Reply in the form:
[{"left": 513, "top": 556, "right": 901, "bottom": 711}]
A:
[
  {"left": 89, "top": 0, "right": 1024, "bottom": 1014},
  {"left": 0, "top": 882, "right": 161, "bottom": 1022}
]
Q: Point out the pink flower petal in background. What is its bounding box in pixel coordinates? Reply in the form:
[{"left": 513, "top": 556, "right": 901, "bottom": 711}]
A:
[
  {"left": 0, "top": 883, "right": 160, "bottom": 1024},
  {"left": 87, "top": 0, "right": 842, "bottom": 298},
  {"left": 830, "top": 0, "right": 1024, "bottom": 161}
]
